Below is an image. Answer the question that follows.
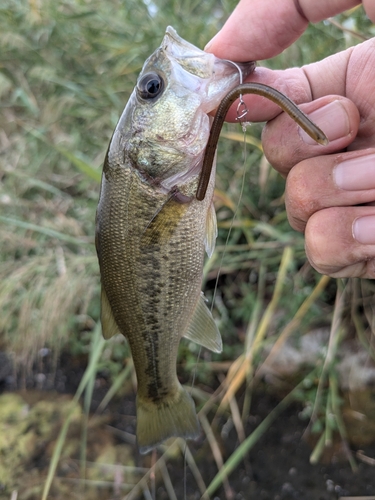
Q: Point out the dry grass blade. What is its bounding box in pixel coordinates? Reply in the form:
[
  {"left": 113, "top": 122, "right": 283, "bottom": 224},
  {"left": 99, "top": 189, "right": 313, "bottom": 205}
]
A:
[
  {"left": 95, "top": 360, "right": 133, "bottom": 414},
  {"left": 255, "top": 274, "right": 331, "bottom": 379},
  {"left": 141, "top": 485, "right": 153, "bottom": 500},
  {"left": 41, "top": 323, "right": 105, "bottom": 500},
  {"left": 158, "top": 459, "right": 178, "bottom": 500},
  {"left": 203, "top": 373, "right": 314, "bottom": 497},
  {"left": 200, "top": 414, "right": 233, "bottom": 500},
  {"left": 0, "top": 251, "right": 98, "bottom": 369},
  {"left": 220, "top": 131, "right": 263, "bottom": 151},
  {"left": 0, "top": 216, "right": 92, "bottom": 246},
  {"left": 53, "top": 145, "right": 102, "bottom": 184},
  {"left": 219, "top": 246, "right": 294, "bottom": 410},
  {"left": 354, "top": 280, "right": 375, "bottom": 362},
  {"left": 178, "top": 441, "right": 208, "bottom": 498},
  {"left": 228, "top": 395, "right": 246, "bottom": 443},
  {"left": 356, "top": 451, "right": 375, "bottom": 466},
  {"left": 308, "top": 280, "right": 346, "bottom": 431},
  {"left": 328, "top": 17, "right": 369, "bottom": 41},
  {"left": 51, "top": 477, "right": 133, "bottom": 490},
  {"left": 329, "top": 373, "right": 357, "bottom": 471},
  {"left": 241, "top": 264, "right": 266, "bottom": 422},
  {"left": 124, "top": 440, "right": 207, "bottom": 500},
  {"left": 306, "top": 280, "right": 357, "bottom": 470},
  {"left": 338, "top": 497, "right": 375, "bottom": 500}
]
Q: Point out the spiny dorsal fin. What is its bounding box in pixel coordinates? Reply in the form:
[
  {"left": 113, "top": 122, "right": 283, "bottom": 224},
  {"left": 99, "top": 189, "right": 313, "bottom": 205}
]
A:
[
  {"left": 100, "top": 287, "right": 121, "bottom": 339},
  {"left": 183, "top": 293, "right": 222, "bottom": 353},
  {"left": 204, "top": 202, "right": 217, "bottom": 258}
]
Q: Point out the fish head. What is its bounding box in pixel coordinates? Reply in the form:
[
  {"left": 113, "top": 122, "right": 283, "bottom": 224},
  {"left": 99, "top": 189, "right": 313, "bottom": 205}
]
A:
[{"left": 108, "top": 26, "right": 255, "bottom": 192}]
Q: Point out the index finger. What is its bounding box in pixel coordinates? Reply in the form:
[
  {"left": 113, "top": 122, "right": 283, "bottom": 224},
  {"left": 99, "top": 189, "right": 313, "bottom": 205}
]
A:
[{"left": 205, "top": 0, "right": 361, "bottom": 61}]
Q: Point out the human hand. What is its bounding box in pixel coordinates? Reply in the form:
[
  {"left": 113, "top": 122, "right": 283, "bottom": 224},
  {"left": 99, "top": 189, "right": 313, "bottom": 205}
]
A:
[{"left": 205, "top": 0, "right": 375, "bottom": 278}]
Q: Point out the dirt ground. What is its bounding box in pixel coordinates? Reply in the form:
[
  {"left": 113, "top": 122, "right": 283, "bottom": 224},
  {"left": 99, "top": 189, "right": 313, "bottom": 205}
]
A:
[{"left": 1, "top": 350, "right": 375, "bottom": 500}]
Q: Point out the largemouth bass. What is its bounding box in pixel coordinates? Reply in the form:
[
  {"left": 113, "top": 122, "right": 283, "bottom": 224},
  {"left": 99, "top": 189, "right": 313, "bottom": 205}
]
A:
[{"left": 95, "top": 26, "right": 254, "bottom": 453}]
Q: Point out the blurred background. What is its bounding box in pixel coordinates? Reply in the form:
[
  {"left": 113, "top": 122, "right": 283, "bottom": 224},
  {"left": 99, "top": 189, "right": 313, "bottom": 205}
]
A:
[{"left": 1, "top": 1, "right": 375, "bottom": 499}]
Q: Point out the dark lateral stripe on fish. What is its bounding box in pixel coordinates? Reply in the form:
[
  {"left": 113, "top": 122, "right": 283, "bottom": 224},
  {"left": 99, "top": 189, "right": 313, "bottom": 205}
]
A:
[
  {"left": 144, "top": 336, "right": 166, "bottom": 402},
  {"left": 138, "top": 243, "right": 166, "bottom": 402}
]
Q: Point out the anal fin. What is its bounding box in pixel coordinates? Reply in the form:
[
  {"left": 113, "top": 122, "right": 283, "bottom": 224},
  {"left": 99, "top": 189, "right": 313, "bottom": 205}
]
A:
[
  {"left": 100, "top": 287, "right": 121, "bottom": 339},
  {"left": 183, "top": 293, "right": 222, "bottom": 353}
]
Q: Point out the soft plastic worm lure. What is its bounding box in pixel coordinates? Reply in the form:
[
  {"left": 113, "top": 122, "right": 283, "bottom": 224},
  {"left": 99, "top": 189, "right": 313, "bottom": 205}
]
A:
[{"left": 196, "top": 83, "right": 329, "bottom": 201}]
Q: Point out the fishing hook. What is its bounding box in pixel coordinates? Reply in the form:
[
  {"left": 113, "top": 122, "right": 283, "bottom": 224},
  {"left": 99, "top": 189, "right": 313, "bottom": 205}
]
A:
[
  {"left": 224, "top": 59, "right": 250, "bottom": 123},
  {"left": 196, "top": 83, "right": 329, "bottom": 201}
]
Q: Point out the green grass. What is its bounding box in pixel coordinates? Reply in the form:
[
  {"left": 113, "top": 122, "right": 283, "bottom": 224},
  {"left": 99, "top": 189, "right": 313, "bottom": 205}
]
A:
[{"left": 1, "top": 1, "right": 375, "bottom": 498}]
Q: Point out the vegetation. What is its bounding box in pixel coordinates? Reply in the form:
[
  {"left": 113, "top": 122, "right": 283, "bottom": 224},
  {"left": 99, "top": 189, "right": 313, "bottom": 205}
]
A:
[{"left": 0, "top": 0, "right": 374, "bottom": 498}]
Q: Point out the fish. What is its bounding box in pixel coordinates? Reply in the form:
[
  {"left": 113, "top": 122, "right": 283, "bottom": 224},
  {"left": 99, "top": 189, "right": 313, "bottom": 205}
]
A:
[{"left": 95, "top": 26, "right": 255, "bottom": 454}]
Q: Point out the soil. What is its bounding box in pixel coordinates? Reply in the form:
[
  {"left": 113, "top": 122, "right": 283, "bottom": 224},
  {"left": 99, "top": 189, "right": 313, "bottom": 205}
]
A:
[{"left": 0, "top": 350, "right": 375, "bottom": 500}]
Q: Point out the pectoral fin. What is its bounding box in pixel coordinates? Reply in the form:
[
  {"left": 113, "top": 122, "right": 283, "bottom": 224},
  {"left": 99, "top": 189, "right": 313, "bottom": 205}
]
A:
[
  {"left": 183, "top": 293, "right": 222, "bottom": 353},
  {"left": 141, "top": 197, "right": 188, "bottom": 247},
  {"left": 204, "top": 203, "right": 217, "bottom": 258},
  {"left": 100, "top": 287, "right": 121, "bottom": 339}
]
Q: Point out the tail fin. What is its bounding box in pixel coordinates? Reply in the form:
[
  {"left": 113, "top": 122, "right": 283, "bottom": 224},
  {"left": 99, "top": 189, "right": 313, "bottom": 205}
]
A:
[{"left": 136, "top": 385, "right": 200, "bottom": 454}]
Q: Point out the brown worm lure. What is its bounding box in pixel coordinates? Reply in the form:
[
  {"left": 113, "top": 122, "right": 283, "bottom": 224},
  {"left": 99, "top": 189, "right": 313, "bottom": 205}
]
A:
[{"left": 196, "top": 83, "right": 329, "bottom": 201}]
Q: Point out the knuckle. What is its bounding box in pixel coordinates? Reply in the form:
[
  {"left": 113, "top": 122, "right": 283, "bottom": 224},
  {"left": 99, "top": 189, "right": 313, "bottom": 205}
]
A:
[
  {"left": 285, "top": 164, "right": 315, "bottom": 229},
  {"left": 262, "top": 121, "right": 298, "bottom": 172},
  {"left": 303, "top": 206, "right": 375, "bottom": 279},
  {"left": 304, "top": 209, "right": 336, "bottom": 275}
]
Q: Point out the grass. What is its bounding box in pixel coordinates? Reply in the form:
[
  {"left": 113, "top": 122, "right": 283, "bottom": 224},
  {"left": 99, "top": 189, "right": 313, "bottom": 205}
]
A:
[{"left": 1, "top": 0, "right": 375, "bottom": 498}]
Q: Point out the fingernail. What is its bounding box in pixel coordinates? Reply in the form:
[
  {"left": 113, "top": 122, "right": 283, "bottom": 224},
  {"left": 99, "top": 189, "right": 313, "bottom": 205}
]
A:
[
  {"left": 334, "top": 153, "right": 375, "bottom": 190},
  {"left": 299, "top": 100, "right": 350, "bottom": 145},
  {"left": 353, "top": 215, "right": 375, "bottom": 244}
]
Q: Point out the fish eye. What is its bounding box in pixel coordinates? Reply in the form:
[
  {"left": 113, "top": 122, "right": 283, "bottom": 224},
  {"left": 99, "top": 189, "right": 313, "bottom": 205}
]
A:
[{"left": 137, "top": 72, "right": 164, "bottom": 100}]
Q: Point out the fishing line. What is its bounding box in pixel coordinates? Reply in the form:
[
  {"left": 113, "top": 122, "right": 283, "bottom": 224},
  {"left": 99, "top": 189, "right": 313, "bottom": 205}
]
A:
[
  {"left": 209, "top": 58, "right": 249, "bottom": 314},
  {"left": 210, "top": 119, "right": 249, "bottom": 314}
]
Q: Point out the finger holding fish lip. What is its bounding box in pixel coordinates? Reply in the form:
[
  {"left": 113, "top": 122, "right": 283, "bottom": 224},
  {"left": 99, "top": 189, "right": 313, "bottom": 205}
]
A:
[
  {"left": 207, "top": 38, "right": 359, "bottom": 125},
  {"left": 208, "top": 66, "right": 312, "bottom": 122}
]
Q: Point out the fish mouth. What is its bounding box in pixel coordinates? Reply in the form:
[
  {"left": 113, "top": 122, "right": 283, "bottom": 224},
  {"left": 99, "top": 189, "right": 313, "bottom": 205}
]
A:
[
  {"left": 201, "top": 58, "right": 256, "bottom": 114},
  {"left": 163, "top": 26, "right": 256, "bottom": 109}
]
